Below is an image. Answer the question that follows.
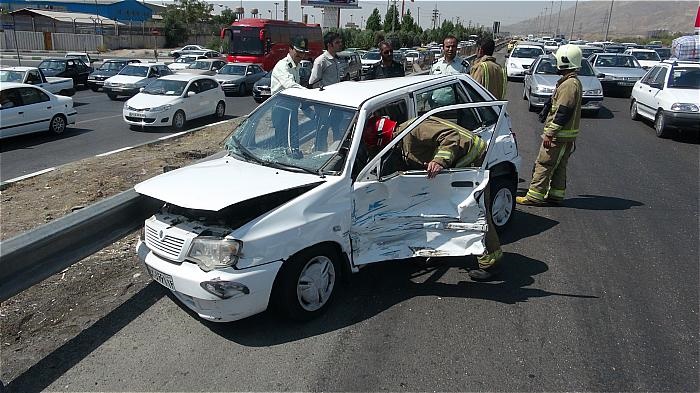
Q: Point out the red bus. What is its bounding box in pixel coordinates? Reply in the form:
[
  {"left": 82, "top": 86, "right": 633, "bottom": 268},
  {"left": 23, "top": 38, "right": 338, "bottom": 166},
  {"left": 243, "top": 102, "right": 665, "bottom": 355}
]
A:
[{"left": 220, "top": 19, "right": 323, "bottom": 71}]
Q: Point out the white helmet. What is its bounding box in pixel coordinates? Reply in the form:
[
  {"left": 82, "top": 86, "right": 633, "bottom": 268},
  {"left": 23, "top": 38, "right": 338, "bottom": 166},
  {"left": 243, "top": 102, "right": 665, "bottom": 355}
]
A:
[{"left": 554, "top": 44, "right": 582, "bottom": 71}]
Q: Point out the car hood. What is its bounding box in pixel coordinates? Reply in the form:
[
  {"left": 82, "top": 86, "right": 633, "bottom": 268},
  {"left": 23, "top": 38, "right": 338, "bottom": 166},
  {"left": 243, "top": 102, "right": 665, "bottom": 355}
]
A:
[
  {"left": 215, "top": 74, "right": 246, "bottom": 82},
  {"left": 135, "top": 156, "right": 324, "bottom": 211},
  {"left": 106, "top": 75, "right": 148, "bottom": 84},
  {"left": 127, "top": 93, "right": 181, "bottom": 109},
  {"left": 595, "top": 67, "right": 647, "bottom": 78},
  {"left": 533, "top": 74, "right": 603, "bottom": 92},
  {"left": 254, "top": 77, "right": 271, "bottom": 88},
  {"left": 665, "top": 88, "right": 700, "bottom": 104},
  {"left": 168, "top": 63, "right": 191, "bottom": 70}
]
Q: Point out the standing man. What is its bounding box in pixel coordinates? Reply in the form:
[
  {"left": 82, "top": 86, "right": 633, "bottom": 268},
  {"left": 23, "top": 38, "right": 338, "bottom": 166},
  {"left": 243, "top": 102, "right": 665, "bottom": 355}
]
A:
[
  {"left": 430, "top": 35, "right": 470, "bottom": 76},
  {"left": 366, "top": 41, "right": 405, "bottom": 80},
  {"left": 470, "top": 37, "right": 507, "bottom": 100},
  {"left": 271, "top": 36, "right": 309, "bottom": 95},
  {"left": 309, "top": 32, "right": 343, "bottom": 88},
  {"left": 516, "top": 44, "right": 583, "bottom": 206},
  {"left": 271, "top": 36, "right": 309, "bottom": 157}
]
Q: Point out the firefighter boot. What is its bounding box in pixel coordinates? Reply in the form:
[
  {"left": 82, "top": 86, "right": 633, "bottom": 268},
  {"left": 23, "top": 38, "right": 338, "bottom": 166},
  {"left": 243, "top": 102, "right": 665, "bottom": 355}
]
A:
[
  {"left": 469, "top": 249, "right": 503, "bottom": 281},
  {"left": 516, "top": 196, "right": 547, "bottom": 206}
]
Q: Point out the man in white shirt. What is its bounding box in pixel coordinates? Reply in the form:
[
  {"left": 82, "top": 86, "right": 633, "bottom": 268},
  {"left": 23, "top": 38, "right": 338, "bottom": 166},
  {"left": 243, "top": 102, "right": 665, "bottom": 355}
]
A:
[
  {"left": 309, "top": 32, "right": 343, "bottom": 88},
  {"left": 430, "top": 35, "right": 471, "bottom": 76},
  {"left": 271, "top": 36, "right": 309, "bottom": 95}
]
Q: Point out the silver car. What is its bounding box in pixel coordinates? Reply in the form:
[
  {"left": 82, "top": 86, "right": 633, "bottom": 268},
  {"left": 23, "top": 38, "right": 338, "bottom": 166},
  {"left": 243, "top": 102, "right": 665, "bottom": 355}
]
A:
[
  {"left": 215, "top": 63, "right": 266, "bottom": 96},
  {"left": 178, "top": 59, "right": 227, "bottom": 76},
  {"left": 588, "top": 53, "right": 647, "bottom": 96},
  {"left": 523, "top": 55, "right": 604, "bottom": 115}
]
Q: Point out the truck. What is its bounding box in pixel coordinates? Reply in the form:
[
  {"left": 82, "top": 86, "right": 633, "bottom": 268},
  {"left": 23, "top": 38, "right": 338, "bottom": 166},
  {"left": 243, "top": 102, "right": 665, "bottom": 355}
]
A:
[{"left": 0, "top": 66, "right": 75, "bottom": 96}]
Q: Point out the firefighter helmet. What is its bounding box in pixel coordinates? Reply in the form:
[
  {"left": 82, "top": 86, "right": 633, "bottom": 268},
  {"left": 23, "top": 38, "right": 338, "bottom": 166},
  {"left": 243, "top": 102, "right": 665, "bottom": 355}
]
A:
[
  {"left": 554, "top": 44, "right": 582, "bottom": 71},
  {"left": 363, "top": 116, "right": 397, "bottom": 149}
]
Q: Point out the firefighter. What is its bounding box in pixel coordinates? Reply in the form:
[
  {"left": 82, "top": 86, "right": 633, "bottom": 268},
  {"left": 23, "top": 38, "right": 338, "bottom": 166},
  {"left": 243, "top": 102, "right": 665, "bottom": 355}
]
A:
[
  {"left": 517, "top": 44, "right": 583, "bottom": 206},
  {"left": 470, "top": 37, "right": 507, "bottom": 100},
  {"left": 362, "top": 116, "right": 503, "bottom": 280}
]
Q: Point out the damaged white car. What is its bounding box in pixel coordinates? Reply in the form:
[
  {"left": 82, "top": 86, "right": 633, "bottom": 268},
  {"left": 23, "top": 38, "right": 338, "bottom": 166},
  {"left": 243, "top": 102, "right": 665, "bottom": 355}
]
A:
[{"left": 135, "top": 74, "right": 521, "bottom": 322}]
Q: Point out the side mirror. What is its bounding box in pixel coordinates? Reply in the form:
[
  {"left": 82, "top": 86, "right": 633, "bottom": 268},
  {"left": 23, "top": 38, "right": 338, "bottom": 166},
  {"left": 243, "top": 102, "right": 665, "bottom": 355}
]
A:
[
  {"left": 649, "top": 82, "right": 662, "bottom": 89},
  {"left": 187, "top": 91, "right": 196, "bottom": 97},
  {"left": 246, "top": 71, "right": 253, "bottom": 75},
  {"left": 597, "top": 73, "right": 606, "bottom": 79}
]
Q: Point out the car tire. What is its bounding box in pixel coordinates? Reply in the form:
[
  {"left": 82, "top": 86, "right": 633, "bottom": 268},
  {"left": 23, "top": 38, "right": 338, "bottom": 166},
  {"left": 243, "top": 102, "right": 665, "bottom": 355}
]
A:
[
  {"left": 90, "top": 86, "right": 99, "bottom": 92},
  {"left": 527, "top": 89, "right": 537, "bottom": 112},
  {"left": 171, "top": 110, "right": 186, "bottom": 131},
  {"left": 654, "top": 112, "right": 671, "bottom": 138},
  {"left": 48, "top": 114, "right": 67, "bottom": 135},
  {"left": 489, "top": 176, "right": 517, "bottom": 234},
  {"left": 522, "top": 86, "right": 527, "bottom": 100},
  {"left": 107, "top": 93, "right": 118, "bottom": 100},
  {"left": 630, "top": 100, "right": 640, "bottom": 121},
  {"left": 214, "top": 100, "right": 226, "bottom": 119},
  {"left": 272, "top": 244, "right": 342, "bottom": 321}
]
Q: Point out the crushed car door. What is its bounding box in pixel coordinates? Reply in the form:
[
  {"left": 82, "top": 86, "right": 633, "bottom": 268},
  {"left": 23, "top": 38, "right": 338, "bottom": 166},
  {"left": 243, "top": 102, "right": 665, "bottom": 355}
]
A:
[{"left": 350, "top": 101, "right": 507, "bottom": 266}]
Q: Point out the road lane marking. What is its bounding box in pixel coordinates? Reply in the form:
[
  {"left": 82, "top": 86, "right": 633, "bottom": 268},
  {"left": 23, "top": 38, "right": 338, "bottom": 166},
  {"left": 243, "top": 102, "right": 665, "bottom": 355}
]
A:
[
  {"left": 156, "top": 120, "right": 230, "bottom": 141},
  {"left": 3, "top": 167, "right": 56, "bottom": 184},
  {"left": 96, "top": 146, "right": 134, "bottom": 157},
  {"left": 158, "top": 131, "right": 188, "bottom": 140},
  {"left": 76, "top": 114, "right": 123, "bottom": 125}
]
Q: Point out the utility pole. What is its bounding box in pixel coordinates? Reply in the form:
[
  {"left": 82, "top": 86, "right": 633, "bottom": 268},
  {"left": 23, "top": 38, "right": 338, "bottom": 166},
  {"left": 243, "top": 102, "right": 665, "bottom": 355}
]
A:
[
  {"left": 417, "top": 7, "right": 420, "bottom": 29},
  {"left": 283, "top": 0, "right": 288, "bottom": 21},
  {"left": 548, "top": 1, "right": 553, "bottom": 36},
  {"left": 604, "top": 0, "right": 614, "bottom": 41},
  {"left": 570, "top": 0, "right": 578, "bottom": 39},
  {"left": 556, "top": 0, "right": 562, "bottom": 37},
  {"left": 542, "top": 8, "right": 547, "bottom": 35},
  {"left": 392, "top": 0, "right": 397, "bottom": 32},
  {"left": 273, "top": 2, "right": 278, "bottom": 20},
  {"left": 431, "top": 4, "right": 439, "bottom": 30}
]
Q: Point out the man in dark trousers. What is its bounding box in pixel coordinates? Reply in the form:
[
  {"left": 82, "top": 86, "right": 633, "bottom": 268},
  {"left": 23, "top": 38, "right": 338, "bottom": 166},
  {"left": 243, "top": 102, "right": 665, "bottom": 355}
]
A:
[{"left": 366, "top": 41, "right": 405, "bottom": 80}]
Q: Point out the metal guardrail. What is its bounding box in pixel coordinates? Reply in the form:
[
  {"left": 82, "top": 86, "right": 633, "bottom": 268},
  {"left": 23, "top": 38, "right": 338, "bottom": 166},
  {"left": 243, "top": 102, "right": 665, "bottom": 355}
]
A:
[{"left": 0, "top": 189, "right": 162, "bottom": 302}]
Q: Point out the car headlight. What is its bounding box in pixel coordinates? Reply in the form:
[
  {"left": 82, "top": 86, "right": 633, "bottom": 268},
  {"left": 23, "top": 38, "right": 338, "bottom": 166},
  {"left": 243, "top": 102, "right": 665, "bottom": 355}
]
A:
[
  {"left": 188, "top": 237, "right": 242, "bottom": 271},
  {"left": 150, "top": 104, "right": 173, "bottom": 113},
  {"left": 535, "top": 86, "right": 554, "bottom": 93},
  {"left": 88, "top": 75, "right": 95, "bottom": 80},
  {"left": 123, "top": 102, "right": 129, "bottom": 110},
  {"left": 671, "top": 103, "right": 699, "bottom": 112},
  {"left": 222, "top": 80, "right": 236, "bottom": 85},
  {"left": 584, "top": 89, "right": 602, "bottom": 96},
  {"left": 123, "top": 83, "right": 138, "bottom": 89},
  {"left": 509, "top": 63, "right": 518, "bottom": 68}
]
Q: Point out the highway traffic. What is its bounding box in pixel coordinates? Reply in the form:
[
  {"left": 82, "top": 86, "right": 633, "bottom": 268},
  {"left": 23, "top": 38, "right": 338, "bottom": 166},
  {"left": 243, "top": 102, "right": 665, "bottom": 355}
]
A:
[{"left": 2, "top": 44, "right": 697, "bottom": 391}]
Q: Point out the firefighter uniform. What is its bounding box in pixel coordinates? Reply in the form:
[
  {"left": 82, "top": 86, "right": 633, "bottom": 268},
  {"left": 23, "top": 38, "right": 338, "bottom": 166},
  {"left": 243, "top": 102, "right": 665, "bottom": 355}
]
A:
[
  {"left": 470, "top": 55, "right": 507, "bottom": 100},
  {"left": 394, "top": 116, "right": 502, "bottom": 272},
  {"left": 525, "top": 72, "right": 582, "bottom": 203}
]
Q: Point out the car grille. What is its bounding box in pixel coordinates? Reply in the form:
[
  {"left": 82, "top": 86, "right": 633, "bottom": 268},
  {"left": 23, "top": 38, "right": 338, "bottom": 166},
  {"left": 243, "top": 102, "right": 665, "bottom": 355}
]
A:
[
  {"left": 624, "top": 77, "right": 639, "bottom": 81},
  {"left": 126, "top": 116, "right": 156, "bottom": 123},
  {"left": 145, "top": 224, "right": 186, "bottom": 260}
]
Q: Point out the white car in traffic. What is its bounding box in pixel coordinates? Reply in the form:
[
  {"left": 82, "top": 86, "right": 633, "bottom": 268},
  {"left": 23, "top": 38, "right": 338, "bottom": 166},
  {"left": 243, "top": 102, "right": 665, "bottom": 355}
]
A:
[
  {"left": 624, "top": 49, "right": 662, "bottom": 70},
  {"left": 0, "top": 82, "right": 77, "bottom": 139},
  {"left": 167, "top": 54, "right": 208, "bottom": 71},
  {"left": 630, "top": 60, "right": 700, "bottom": 138},
  {"left": 506, "top": 45, "right": 545, "bottom": 79},
  {"left": 103, "top": 63, "right": 173, "bottom": 100},
  {"left": 123, "top": 74, "right": 226, "bottom": 130},
  {"left": 134, "top": 74, "right": 521, "bottom": 323}
]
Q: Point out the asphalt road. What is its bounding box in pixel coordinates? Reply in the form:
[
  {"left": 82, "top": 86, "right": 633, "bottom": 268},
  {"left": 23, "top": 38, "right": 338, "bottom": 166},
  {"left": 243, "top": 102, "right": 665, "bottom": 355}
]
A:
[
  {"left": 4, "top": 55, "right": 699, "bottom": 392},
  {"left": 0, "top": 76, "right": 259, "bottom": 182}
]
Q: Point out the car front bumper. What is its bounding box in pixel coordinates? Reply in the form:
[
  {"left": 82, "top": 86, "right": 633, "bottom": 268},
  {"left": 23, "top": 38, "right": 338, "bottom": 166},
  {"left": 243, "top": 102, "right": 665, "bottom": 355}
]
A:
[
  {"left": 136, "top": 240, "right": 281, "bottom": 322},
  {"left": 220, "top": 83, "right": 243, "bottom": 94},
  {"left": 104, "top": 86, "right": 141, "bottom": 96},
  {"left": 662, "top": 110, "right": 700, "bottom": 130},
  {"left": 600, "top": 79, "right": 639, "bottom": 89},
  {"left": 253, "top": 86, "right": 271, "bottom": 101},
  {"left": 123, "top": 108, "right": 175, "bottom": 127},
  {"left": 530, "top": 92, "right": 603, "bottom": 111}
]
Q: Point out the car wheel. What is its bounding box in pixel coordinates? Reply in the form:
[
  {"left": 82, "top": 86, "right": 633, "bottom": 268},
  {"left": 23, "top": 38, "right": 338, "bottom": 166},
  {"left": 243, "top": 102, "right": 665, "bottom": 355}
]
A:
[
  {"left": 654, "top": 112, "right": 671, "bottom": 138},
  {"left": 48, "top": 114, "right": 67, "bottom": 135},
  {"left": 489, "top": 176, "right": 516, "bottom": 234},
  {"left": 630, "top": 100, "right": 640, "bottom": 121},
  {"left": 214, "top": 100, "right": 226, "bottom": 119},
  {"left": 527, "top": 90, "right": 537, "bottom": 112},
  {"left": 522, "top": 86, "right": 527, "bottom": 100},
  {"left": 273, "top": 244, "right": 341, "bottom": 321},
  {"left": 107, "top": 93, "right": 118, "bottom": 100},
  {"left": 90, "top": 86, "right": 99, "bottom": 92},
  {"left": 171, "top": 110, "right": 186, "bottom": 131},
  {"left": 254, "top": 97, "right": 264, "bottom": 104}
]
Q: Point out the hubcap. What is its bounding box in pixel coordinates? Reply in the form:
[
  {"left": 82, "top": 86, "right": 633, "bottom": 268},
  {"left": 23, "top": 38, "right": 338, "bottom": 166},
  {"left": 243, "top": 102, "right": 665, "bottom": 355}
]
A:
[
  {"left": 296, "top": 256, "right": 336, "bottom": 312},
  {"left": 175, "top": 113, "right": 184, "bottom": 128},
  {"left": 52, "top": 117, "right": 65, "bottom": 133},
  {"left": 631, "top": 103, "right": 636, "bottom": 117},
  {"left": 217, "top": 103, "right": 224, "bottom": 117},
  {"left": 491, "top": 187, "right": 513, "bottom": 226}
]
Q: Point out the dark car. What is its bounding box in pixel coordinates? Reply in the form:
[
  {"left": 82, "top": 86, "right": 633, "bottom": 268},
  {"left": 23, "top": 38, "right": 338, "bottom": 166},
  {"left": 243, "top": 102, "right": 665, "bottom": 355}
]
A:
[
  {"left": 251, "top": 65, "right": 311, "bottom": 104},
  {"left": 38, "top": 58, "right": 93, "bottom": 87},
  {"left": 604, "top": 44, "right": 626, "bottom": 54},
  {"left": 654, "top": 48, "right": 672, "bottom": 60},
  {"left": 87, "top": 59, "right": 140, "bottom": 91}
]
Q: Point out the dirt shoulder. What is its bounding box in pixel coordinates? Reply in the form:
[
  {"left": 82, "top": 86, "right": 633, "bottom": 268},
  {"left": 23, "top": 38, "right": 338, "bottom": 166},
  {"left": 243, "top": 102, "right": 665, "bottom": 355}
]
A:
[{"left": 0, "top": 119, "right": 240, "bottom": 385}]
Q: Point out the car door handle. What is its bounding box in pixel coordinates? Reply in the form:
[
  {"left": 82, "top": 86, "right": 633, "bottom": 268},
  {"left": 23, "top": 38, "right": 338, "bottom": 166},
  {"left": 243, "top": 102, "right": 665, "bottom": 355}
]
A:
[
  {"left": 46, "top": 106, "right": 52, "bottom": 109},
  {"left": 451, "top": 181, "right": 474, "bottom": 188},
  {"left": 18, "top": 111, "right": 24, "bottom": 115}
]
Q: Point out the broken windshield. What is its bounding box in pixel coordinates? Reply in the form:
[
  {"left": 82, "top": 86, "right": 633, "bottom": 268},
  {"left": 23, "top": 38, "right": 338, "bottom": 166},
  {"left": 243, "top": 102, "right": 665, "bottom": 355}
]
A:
[{"left": 225, "top": 95, "right": 356, "bottom": 175}]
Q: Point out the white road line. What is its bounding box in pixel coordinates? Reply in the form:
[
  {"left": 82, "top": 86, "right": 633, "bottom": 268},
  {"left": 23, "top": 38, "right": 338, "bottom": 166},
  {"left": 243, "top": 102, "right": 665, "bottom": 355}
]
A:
[
  {"left": 157, "top": 120, "right": 230, "bottom": 140},
  {"left": 158, "top": 131, "right": 187, "bottom": 140},
  {"left": 3, "top": 167, "right": 56, "bottom": 183},
  {"left": 76, "top": 114, "right": 123, "bottom": 125},
  {"left": 96, "top": 146, "right": 134, "bottom": 157}
]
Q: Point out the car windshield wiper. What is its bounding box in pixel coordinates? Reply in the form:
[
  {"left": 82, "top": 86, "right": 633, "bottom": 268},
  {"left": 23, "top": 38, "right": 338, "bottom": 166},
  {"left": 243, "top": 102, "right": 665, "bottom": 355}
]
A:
[
  {"left": 227, "top": 136, "right": 267, "bottom": 166},
  {"left": 264, "top": 160, "right": 320, "bottom": 176}
]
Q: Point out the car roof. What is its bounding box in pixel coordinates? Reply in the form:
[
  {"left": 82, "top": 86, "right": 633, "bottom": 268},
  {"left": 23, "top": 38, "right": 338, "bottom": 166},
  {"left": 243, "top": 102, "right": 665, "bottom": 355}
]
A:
[
  {"left": 225, "top": 62, "right": 255, "bottom": 66},
  {"left": 281, "top": 75, "right": 460, "bottom": 108},
  {"left": 1, "top": 66, "right": 34, "bottom": 71},
  {"left": 127, "top": 62, "right": 167, "bottom": 67},
  {"left": 661, "top": 60, "right": 700, "bottom": 67},
  {"left": 104, "top": 58, "right": 138, "bottom": 62},
  {"left": 514, "top": 44, "right": 543, "bottom": 49},
  {"left": 190, "top": 58, "right": 220, "bottom": 63},
  {"left": 1, "top": 82, "right": 29, "bottom": 89},
  {"left": 159, "top": 74, "right": 215, "bottom": 81}
]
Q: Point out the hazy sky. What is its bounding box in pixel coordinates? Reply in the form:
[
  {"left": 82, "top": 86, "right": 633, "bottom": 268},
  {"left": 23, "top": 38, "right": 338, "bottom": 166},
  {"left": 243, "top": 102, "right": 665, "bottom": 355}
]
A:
[{"left": 191, "top": 0, "right": 581, "bottom": 28}]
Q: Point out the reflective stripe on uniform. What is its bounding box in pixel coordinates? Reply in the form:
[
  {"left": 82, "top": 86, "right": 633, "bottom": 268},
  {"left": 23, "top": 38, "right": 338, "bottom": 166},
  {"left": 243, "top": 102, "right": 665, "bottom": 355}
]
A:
[
  {"left": 434, "top": 149, "right": 453, "bottom": 160},
  {"left": 501, "top": 68, "right": 508, "bottom": 98},
  {"left": 526, "top": 188, "right": 547, "bottom": 201},
  {"left": 547, "top": 188, "right": 565, "bottom": 199},
  {"left": 557, "top": 129, "right": 579, "bottom": 138},
  {"left": 431, "top": 117, "right": 487, "bottom": 167},
  {"left": 477, "top": 248, "right": 503, "bottom": 269}
]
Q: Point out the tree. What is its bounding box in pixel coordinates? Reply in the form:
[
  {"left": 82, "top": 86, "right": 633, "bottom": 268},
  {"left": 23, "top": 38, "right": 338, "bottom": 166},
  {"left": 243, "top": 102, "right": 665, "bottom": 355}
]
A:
[
  {"left": 366, "top": 8, "right": 382, "bottom": 31},
  {"left": 400, "top": 9, "right": 417, "bottom": 33},
  {"left": 211, "top": 8, "right": 237, "bottom": 29},
  {"left": 162, "top": 0, "right": 214, "bottom": 46},
  {"left": 383, "top": 4, "right": 401, "bottom": 32}
]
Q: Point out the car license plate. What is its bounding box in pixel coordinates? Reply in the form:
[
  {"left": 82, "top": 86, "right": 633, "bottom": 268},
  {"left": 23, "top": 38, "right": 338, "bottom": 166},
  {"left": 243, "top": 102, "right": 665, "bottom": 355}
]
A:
[
  {"left": 260, "top": 91, "right": 271, "bottom": 96},
  {"left": 147, "top": 266, "right": 175, "bottom": 291},
  {"left": 618, "top": 81, "right": 634, "bottom": 86},
  {"left": 129, "top": 112, "right": 146, "bottom": 118}
]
